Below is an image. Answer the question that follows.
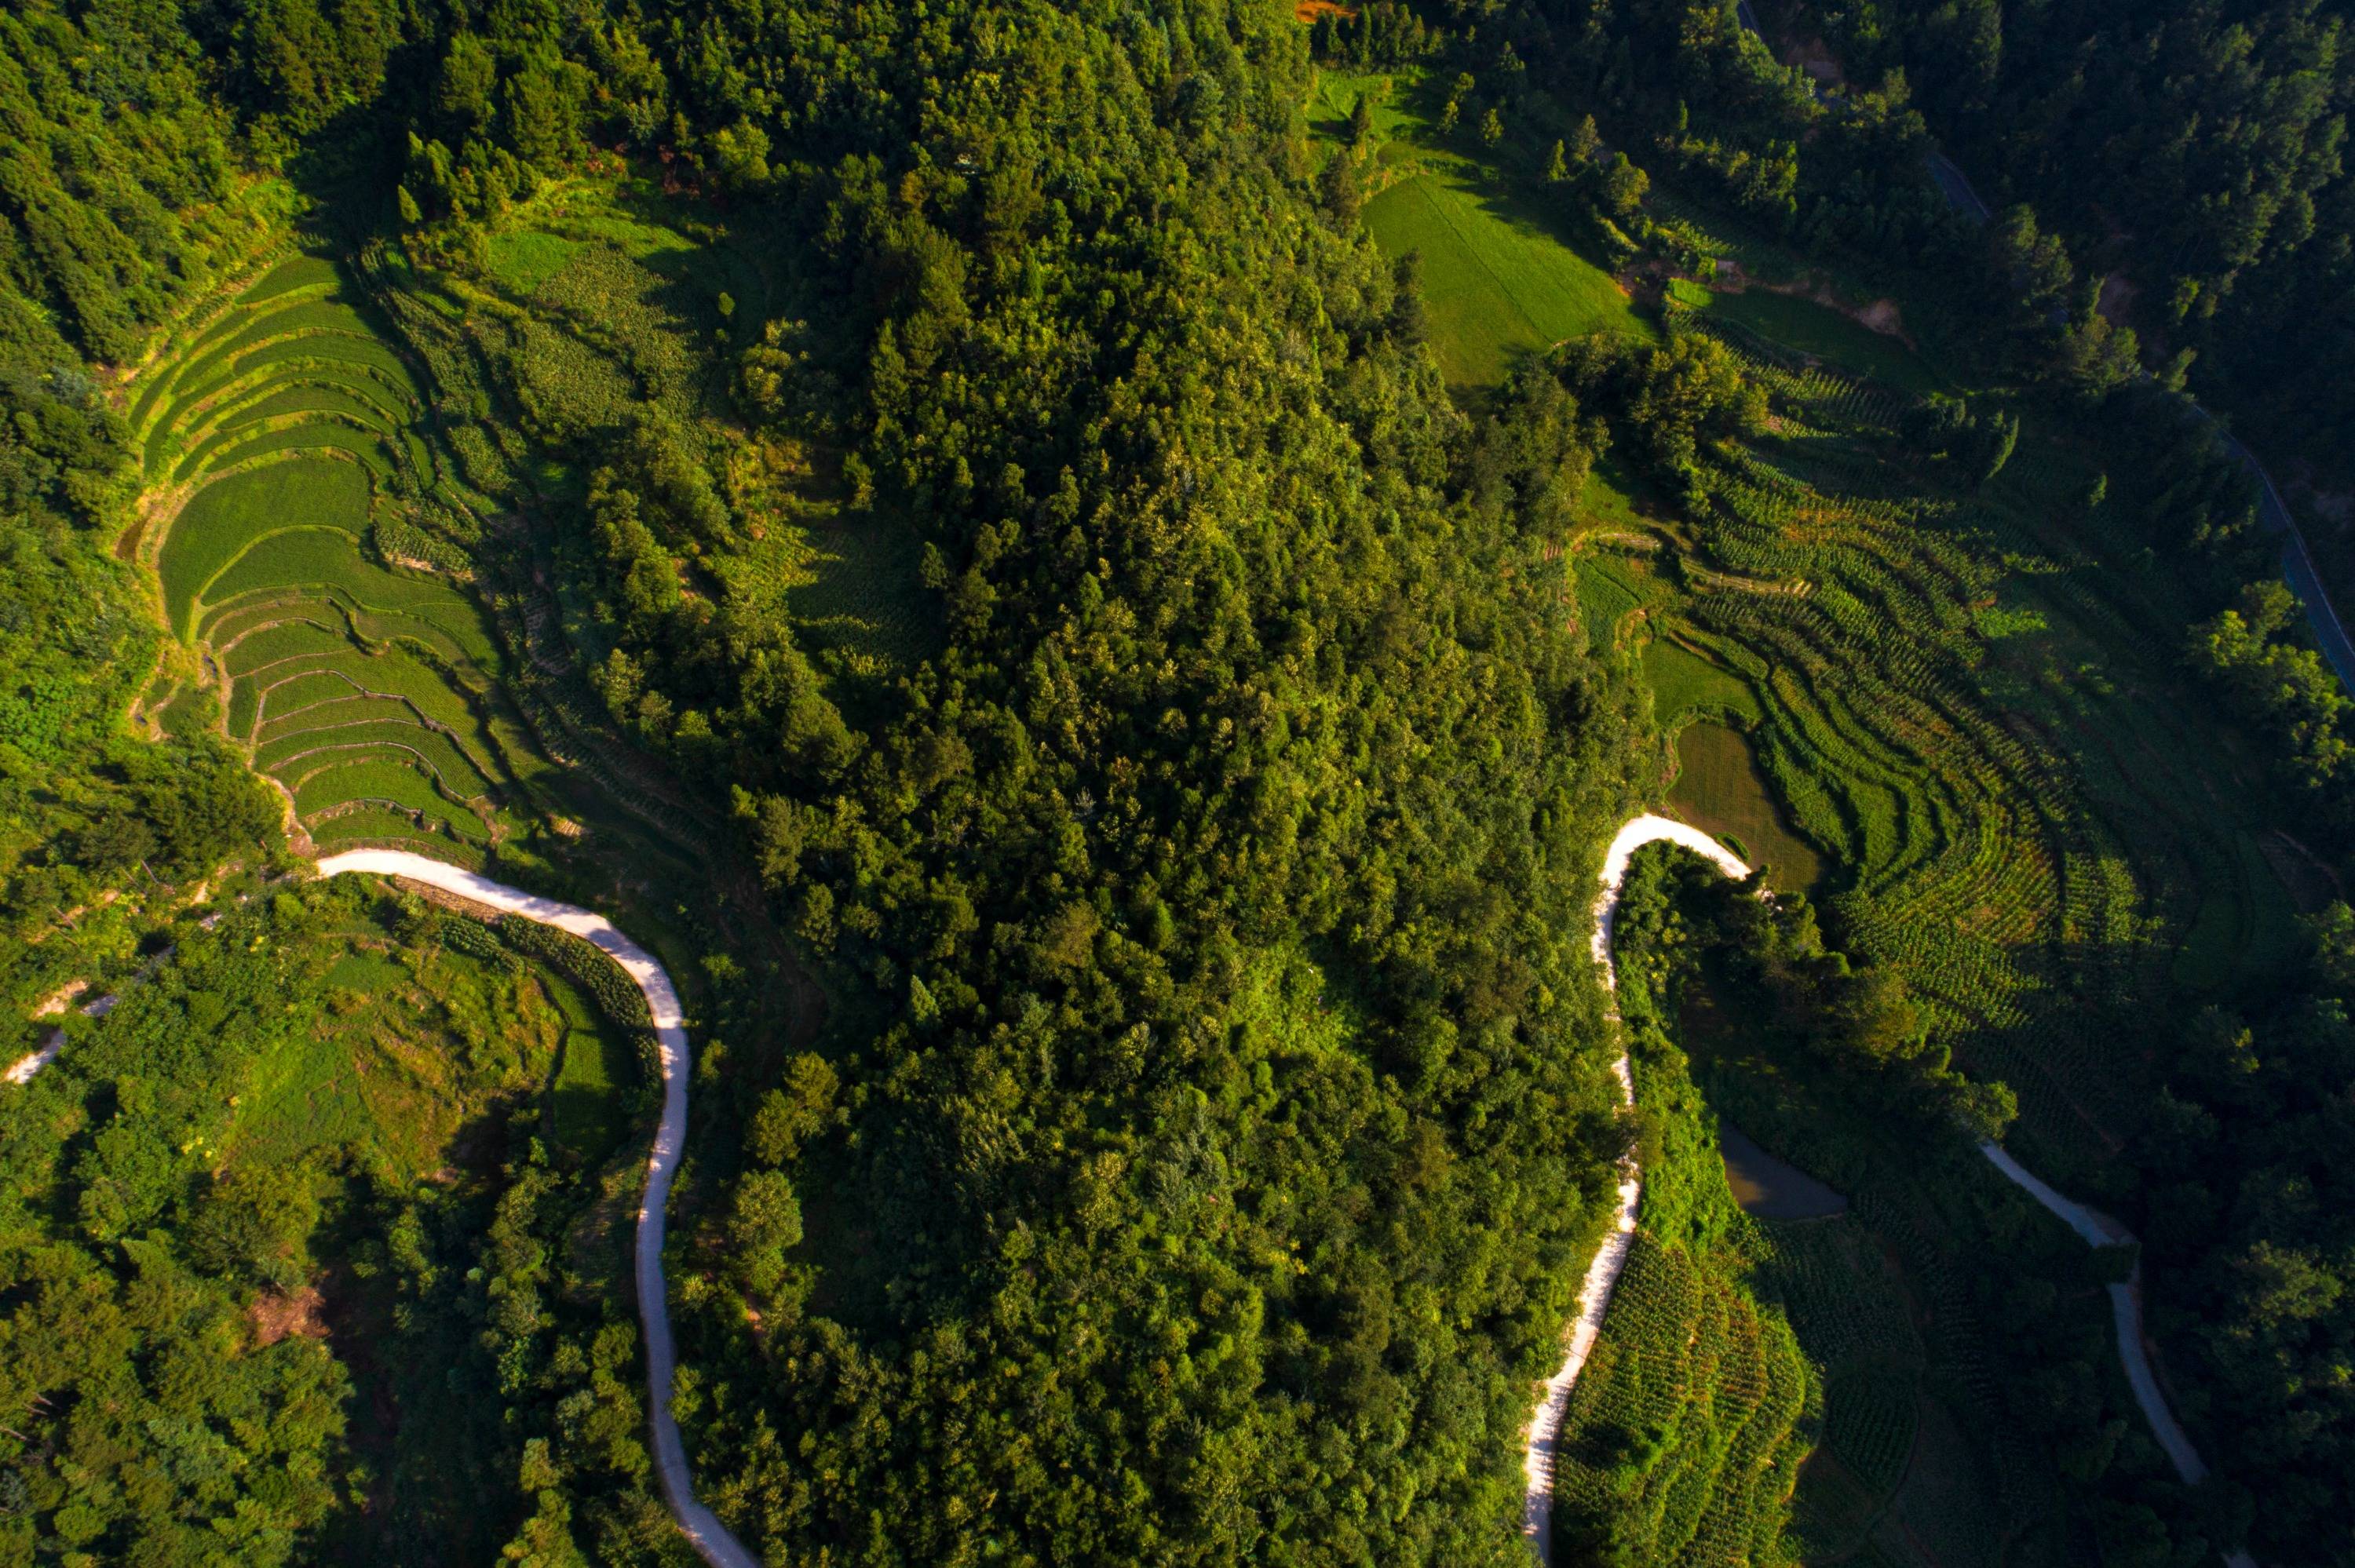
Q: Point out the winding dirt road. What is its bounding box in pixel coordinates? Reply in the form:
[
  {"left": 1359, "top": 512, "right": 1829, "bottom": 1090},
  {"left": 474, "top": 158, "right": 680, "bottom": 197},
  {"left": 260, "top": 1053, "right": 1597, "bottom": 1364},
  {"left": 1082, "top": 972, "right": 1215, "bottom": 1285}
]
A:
[
  {"left": 1519, "top": 817, "right": 2250, "bottom": 1566},
  {"left": 314, "top": 850, "right": 761, "bottom": 1568},
  {"left": 1521, "top": 815, "right": 1751, "bottom": 1564}
]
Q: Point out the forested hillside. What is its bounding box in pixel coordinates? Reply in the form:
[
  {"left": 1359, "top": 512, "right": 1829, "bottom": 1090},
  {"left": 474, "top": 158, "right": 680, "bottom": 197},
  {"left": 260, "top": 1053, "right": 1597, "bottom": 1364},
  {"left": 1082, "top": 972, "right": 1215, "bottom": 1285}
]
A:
[
  {"left": 2, "top": 0, "right": 1655, "bottom": 1561},
  {"left": 7, "top": 0, "right": 2355, "bottom": 1563},
  {"left": 1805, "top": 0, "right": 2354, "bottom": 478}
]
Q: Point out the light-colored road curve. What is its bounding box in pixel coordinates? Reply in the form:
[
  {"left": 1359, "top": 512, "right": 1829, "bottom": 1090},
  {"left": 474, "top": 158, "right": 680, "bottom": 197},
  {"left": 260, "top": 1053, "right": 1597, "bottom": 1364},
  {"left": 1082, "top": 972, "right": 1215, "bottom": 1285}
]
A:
[
  {"left": 1977, "top": 1147, "right": 2257, "bottom": 1567},
  {"left": 314, "top": 850, "right": 761, "bottom": 1568},
  {"left": 1520, "top": 818, "right": 2254, "bottom": 1568},
  {"left": 1522, "top": 815, "right": 1752, "bottom": 1563}
]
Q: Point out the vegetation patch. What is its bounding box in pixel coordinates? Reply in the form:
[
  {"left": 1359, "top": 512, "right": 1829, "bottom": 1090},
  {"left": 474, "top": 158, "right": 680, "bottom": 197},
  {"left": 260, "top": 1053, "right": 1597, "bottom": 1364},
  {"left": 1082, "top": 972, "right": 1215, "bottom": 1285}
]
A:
[
  {"left": 1670, "top": 277, "right": 1941, "bottom": 394},
  {"left": 1670, "top": 721, "right": 1825, "bottom": 892},
  {"left": 131, "top": 261, "right": 548, "bottom": 858},
  {"left": 1312, "top": 67, "right": 1652, "bottom": 388},
  {"left": 1367, "top": 168, "right": 1648, "bottom": 387}
]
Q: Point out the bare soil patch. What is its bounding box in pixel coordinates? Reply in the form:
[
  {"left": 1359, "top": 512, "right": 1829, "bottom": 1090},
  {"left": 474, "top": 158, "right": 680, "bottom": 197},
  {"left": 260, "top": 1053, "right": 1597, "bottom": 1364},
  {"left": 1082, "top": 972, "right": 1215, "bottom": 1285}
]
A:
[
  {"left": 1715, "top": 260, "right": 1912, "bottom": 345},
  {"left": 1782, "top": 35, "right": 1847, "bottom": 86},
  {"left": 250, "top": 1284, "right": 329, "bottom": 1346}
]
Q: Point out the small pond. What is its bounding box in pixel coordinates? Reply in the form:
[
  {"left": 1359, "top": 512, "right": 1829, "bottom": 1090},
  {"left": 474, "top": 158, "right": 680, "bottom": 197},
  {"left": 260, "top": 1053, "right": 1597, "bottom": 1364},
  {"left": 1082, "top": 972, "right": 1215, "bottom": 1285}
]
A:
[{"left": 1719, "top": 1120, "right": 1848, "bottom": 1220}]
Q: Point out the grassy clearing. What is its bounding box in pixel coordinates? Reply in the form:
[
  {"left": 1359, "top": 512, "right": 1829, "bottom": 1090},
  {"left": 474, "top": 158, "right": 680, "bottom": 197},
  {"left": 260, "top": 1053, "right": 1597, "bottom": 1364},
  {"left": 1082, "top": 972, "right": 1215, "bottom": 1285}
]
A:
[
  {"left": 484, "top": 230, "right": 585, "bottom": 295},
  {"left": 539, "top": 968, "right": 631, "bottom": 1165},
  {"left": 1670, "top": 721, "right": 1825, "bottom": 892},
  {"left": 1579, "top": 454, "right": 1665, "bottom": 533},
  {"left": 790, "top": 518, "right": 942, "bottom": 679},
  {"left": 1367, "top": 169, "right": 1648, "bottom": 388},
  {"left": 227, "top": 921, "right": 564, "bottom": 1176},
  {"left": 1310, "top": 67, "right": 1650, "bottom": 390}
]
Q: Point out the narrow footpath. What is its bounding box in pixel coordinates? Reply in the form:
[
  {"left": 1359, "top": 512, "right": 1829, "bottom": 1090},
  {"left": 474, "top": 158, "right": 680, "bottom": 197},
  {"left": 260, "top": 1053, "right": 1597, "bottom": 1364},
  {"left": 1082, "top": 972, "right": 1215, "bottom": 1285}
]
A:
[
  {"left": 1521, "top": 816, "right": 2251, "bottom": 1567},
  {"left": 313, "top": 850, "right": 762, "bottom": 1568}
]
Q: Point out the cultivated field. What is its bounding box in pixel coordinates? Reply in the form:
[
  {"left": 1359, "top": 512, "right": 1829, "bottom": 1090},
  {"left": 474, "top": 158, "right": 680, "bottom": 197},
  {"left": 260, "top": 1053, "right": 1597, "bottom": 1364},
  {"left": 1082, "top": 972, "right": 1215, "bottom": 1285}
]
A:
[
  {"left": 127, "top": 253, "right": 549, "bottom": 859},
  {"left": 1638, "top": 283, "right": 2307, "bottom": 1162},
  {"left": 1669, "top": 722, "right": 1825, "bottom": 893},
  {"left": 1561, "top": 180, "right": 2314, "bottom": 1562}
]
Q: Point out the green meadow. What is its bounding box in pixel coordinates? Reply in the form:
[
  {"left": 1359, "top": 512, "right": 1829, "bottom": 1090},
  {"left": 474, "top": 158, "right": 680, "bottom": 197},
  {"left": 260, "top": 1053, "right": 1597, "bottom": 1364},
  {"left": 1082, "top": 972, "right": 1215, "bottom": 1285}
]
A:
[{"left": 1311, "top": 68, "right": 1652, "bottom": 390}]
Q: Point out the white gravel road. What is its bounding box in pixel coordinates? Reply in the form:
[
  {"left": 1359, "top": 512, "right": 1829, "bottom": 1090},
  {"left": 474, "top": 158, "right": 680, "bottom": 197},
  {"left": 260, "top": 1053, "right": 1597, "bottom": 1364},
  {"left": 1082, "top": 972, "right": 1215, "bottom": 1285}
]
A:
[{"left": 315, "top": 850, "right": 763, "bottom": 1568}]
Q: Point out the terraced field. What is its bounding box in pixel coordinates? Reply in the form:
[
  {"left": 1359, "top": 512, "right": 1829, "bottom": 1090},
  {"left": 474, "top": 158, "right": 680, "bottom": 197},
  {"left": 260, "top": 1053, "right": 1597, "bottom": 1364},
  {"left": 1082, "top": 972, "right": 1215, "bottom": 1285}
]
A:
[
  {"left": 1646, "top": 288, "right": 2306, "bottom": 1172},
  {"left": 126, "top": 253, "right": 546, "bottom": 859},
  {"left": 1546, "top": 262, "right": 2320, "bottom": 1563},
  {"left": 1550, "top": 1229, "right": 1813, "bottom": 1565}
]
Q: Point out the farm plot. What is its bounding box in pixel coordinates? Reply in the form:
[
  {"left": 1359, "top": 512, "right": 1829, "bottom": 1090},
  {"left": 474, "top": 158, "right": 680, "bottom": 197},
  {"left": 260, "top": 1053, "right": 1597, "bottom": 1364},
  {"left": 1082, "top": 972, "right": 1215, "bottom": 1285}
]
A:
[
  {"left": 129, "top": 253, "right": 550, "bottom": 857},
  {"left": 1550, "top": 1231, "right": 1813, "bottom": 1565},
  {"left": 1629, "top": 334, "right": 2309, "bottom": 1170},
  {"left": 1669, "top": 722, "right": 1825, "bottom": 893}
]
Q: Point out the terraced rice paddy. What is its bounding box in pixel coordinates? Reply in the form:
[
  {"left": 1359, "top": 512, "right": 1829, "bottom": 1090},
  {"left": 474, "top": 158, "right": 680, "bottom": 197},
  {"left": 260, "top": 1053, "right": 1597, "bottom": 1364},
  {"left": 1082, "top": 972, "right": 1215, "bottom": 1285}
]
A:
[
  {"left": 127, "top": 253, "right": 546, "bottom": 859},
  {"left": 1645, "top": 290, "right": 2305, "bottom": 1172}
]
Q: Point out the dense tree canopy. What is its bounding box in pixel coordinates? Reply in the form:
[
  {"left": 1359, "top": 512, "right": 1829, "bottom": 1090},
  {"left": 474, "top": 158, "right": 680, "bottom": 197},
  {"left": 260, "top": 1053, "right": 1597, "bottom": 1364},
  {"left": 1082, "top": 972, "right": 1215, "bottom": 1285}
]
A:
[{"left": 5, "top": 0, "right": 2355, "bottom": 1560}]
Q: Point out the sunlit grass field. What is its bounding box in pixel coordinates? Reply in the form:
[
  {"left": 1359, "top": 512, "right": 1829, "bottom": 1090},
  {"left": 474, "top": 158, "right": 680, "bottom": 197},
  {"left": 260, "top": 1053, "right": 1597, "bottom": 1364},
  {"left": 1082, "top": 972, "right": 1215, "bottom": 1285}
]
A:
[
  {"left": 1311, "top": 67, "right": 1652, "bottom": 389},
  {"left": 130, "top": 253, "right": 551, "bottom": 859}
]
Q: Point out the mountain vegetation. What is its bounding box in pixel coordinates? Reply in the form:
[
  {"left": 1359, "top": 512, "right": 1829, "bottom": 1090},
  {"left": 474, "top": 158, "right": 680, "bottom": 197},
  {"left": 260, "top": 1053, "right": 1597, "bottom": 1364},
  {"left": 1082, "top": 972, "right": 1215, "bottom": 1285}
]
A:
[{"left": 3, "top": 0, "right": 2354, "bottom": 1563}]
